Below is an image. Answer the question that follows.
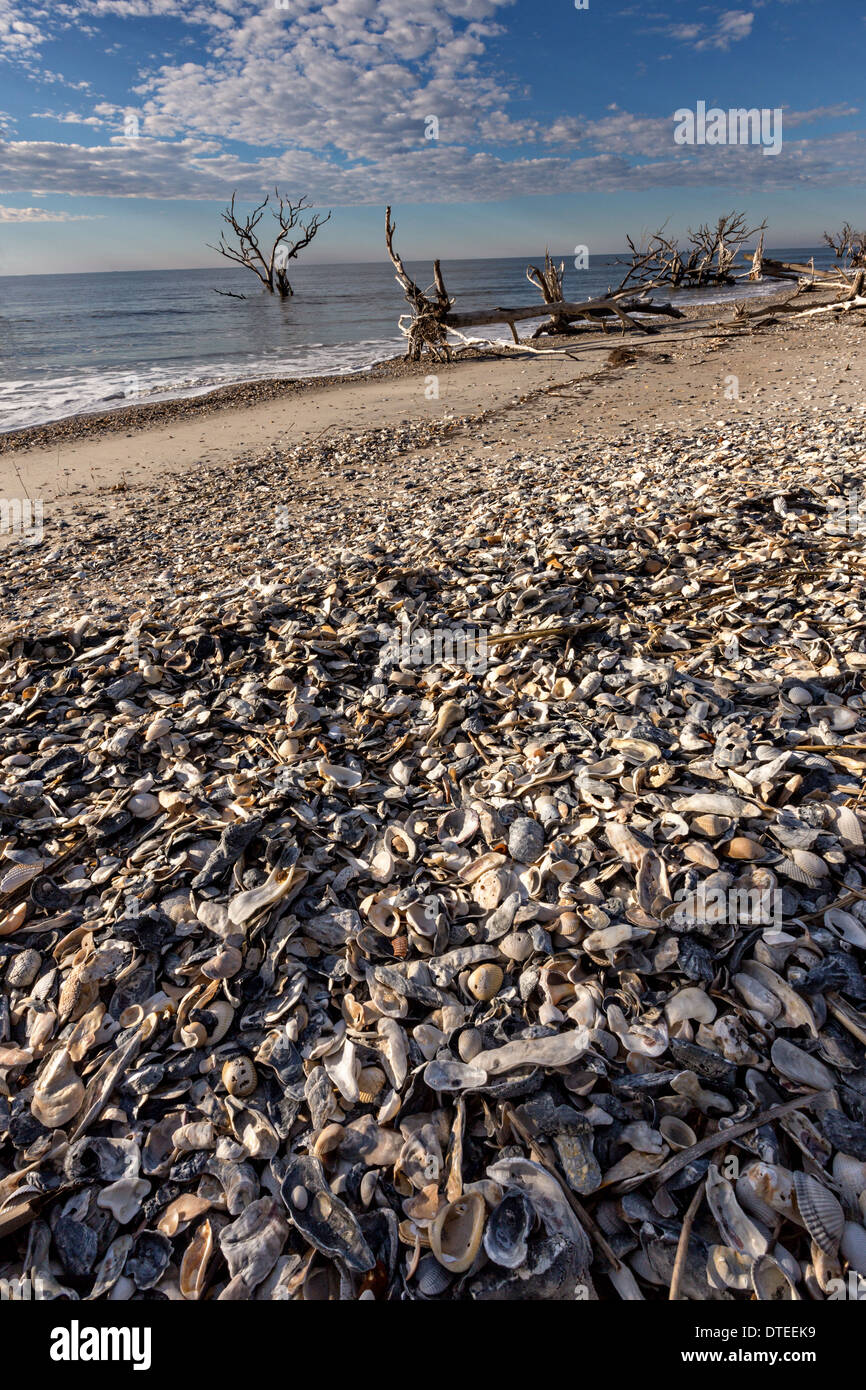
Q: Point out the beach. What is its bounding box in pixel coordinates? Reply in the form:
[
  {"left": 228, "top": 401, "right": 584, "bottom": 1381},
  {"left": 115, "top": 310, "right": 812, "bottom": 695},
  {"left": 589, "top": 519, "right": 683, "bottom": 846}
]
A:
[
  {"left": 3, "top": 295, "right": 866, "bottom": 1303},
  {"left": 1, "top": 292, "right": 864, "bottom": 541}
]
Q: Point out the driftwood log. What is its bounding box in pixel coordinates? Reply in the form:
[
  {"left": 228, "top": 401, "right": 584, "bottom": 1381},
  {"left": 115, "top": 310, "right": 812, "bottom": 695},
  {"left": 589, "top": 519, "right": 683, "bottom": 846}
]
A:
[{"left": 385, "top": 208, "right": 684, "bottom": 357}]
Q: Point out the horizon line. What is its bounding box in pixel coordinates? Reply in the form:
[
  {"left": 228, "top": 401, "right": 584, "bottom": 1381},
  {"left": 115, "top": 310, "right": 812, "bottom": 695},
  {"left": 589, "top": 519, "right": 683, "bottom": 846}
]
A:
[{"left": 0, "top": 243, "right": 827, "bottom": 280}]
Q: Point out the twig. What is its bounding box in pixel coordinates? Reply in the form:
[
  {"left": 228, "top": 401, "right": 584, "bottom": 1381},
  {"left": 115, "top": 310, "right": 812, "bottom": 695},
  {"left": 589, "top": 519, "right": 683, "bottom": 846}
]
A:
[
  {"left": 618, "top": 1094, "right": 816, "bottom": 1193},
  {"left": 669, "top": 1177, "right": 707, "bottom": 1301}
]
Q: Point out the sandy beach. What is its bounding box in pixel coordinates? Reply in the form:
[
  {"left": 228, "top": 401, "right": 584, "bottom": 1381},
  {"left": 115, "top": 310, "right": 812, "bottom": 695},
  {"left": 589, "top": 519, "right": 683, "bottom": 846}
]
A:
[{"left": 2, "top": 296, "right": 864, "bottom": 542}]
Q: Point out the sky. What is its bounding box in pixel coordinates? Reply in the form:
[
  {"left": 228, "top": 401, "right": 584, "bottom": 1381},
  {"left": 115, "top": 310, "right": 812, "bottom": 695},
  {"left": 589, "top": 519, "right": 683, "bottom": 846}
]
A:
[{"left": 0, "top": 0, "right": 863, "bottom": 275}]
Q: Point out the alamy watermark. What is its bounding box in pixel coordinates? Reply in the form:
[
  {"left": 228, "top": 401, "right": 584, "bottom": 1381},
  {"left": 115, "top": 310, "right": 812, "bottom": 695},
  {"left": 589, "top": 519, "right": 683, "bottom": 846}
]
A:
[
  {"left": 381, "top": 613, "right": 488, "bottom": 673},
  {"left": 826, "top": 489, "right": 866, "bottom": 535},
  {"left": 674, "top": 102, "right": 782, "bottom": 157},
  {"left": 0, "top": 498, "right": 43, "bottom": 544}
]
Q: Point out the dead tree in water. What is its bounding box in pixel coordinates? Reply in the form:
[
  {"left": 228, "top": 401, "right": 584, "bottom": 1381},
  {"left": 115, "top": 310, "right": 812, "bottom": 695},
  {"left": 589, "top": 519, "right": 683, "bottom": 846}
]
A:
[
  {"left": 210, "top": 189, "right": 331, "bottom": 298},
  {"left": 385, "top": 207, "right": 453, "bottom": 361}
]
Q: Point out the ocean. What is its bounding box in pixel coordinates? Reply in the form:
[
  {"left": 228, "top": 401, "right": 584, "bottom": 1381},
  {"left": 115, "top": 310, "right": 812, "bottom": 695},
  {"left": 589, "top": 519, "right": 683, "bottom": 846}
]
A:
[{"left": 0, "top": 247, "right": 838, "bottom": 433}]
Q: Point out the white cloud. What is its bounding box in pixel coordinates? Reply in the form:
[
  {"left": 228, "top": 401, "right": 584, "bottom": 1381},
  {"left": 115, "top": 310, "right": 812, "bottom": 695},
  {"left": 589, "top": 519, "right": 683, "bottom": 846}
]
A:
[
  {"left": 0, "top": 203, "right": 100, "bottom": 221},
  {"left": 668, "top": 10, "right": 754, "bottom": 52},
  {"left": 0, "top": 0, "right": 48, "bottom": 59},
  {"left": 4, "top": 0, "right": 864, "bottom": 214}
]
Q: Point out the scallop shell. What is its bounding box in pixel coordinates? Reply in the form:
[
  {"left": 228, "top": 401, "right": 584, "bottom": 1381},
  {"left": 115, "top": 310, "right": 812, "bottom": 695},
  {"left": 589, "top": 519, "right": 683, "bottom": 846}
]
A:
[
  {"left": 415, "top": 1252, "right": 452, "bottom": 1296},
  {"left": 793, "top": 1172, "right": 844, "bottom": 1256},
  {"left": 0, "top": 861, "right": 43, "bottom": 894}
]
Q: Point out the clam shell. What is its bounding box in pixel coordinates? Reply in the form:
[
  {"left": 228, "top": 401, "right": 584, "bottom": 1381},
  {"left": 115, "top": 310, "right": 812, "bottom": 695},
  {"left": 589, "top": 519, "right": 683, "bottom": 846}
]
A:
[
  {"left": 751, "top": 1253, "right": 800, "bottom": 1301},
  {"left": 771, "top": 1038, "right": 835, "bottom": 1091},
  {"left": 430, "top": 1192, "right": 486, "bottom": 1273}
]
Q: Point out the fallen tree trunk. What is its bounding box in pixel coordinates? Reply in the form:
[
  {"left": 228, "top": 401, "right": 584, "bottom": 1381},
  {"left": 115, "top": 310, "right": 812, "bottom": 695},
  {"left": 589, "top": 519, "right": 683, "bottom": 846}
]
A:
[{"left": 444, "top": 291, "right": 682, "bottom": 338}]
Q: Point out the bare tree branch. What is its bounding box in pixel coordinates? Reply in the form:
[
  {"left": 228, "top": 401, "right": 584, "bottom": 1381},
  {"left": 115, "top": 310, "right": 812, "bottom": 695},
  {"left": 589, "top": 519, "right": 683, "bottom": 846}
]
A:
[{"left": 209, "top": 189, "right": 331, "bottom": 298}]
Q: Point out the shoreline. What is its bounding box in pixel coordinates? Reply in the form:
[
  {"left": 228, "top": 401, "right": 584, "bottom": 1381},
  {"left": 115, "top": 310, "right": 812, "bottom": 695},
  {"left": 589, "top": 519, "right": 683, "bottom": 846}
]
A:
[{"left": 0, "top": 285, "right": 803, "bottom": 456}]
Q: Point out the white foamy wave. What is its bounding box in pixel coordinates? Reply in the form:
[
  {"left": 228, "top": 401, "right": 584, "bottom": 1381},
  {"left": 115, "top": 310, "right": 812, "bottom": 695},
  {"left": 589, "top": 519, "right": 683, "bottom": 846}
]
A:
[{"left": 0, "top": 337, "right": 405, "bottom": 433}]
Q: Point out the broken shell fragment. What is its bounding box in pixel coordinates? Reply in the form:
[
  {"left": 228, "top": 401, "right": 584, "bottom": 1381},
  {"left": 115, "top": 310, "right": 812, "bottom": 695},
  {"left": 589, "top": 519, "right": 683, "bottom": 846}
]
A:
[{"left": 430, "top": 1192, "right": 486, "bottom": 1273}]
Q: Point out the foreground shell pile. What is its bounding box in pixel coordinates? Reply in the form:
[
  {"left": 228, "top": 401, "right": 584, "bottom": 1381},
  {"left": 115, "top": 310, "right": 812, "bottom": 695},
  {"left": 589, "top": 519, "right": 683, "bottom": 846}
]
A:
[{"left": 2, "top": 404, "right": 866, "bottom": 1300}]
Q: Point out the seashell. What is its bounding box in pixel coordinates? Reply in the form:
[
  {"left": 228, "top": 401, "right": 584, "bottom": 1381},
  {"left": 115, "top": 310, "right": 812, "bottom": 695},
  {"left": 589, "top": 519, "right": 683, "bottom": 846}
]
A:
[
  {"left": 430, "top": 1192, "right": 486, "bottom": 1273},
  {"left": 89, "top": 1235, "right": 134, "bottom": 1300},
  {"left": 771, "top": 1038, "right": 835, "bottom": 1091},
  {"left": 457, "top": 1028, "right": 483, "bottom": 1062},
  {"left": 228, "top": 865, "right": 300, "bottom": 926},
  {"left": 219, "top": 1198, "right": 289, "bottom": 1292},
  {"left": 124, "top": 1230, "right": 171, "bottom": 1290},
  {"left": 425, "top": 700, "right": 464, "bottom": 745},
  {"left": 659, "top": 1116, "right": 696, "bottom": 1151},
  {"left": 0, "top": 901, "right": 28, "bottom": 937},
  {"left": 377, "top": 1017, "right": 408, "bottom": 1090},
  {"left": 674, "top": 793, "right": 751, "bottom": 817},
  {"left": 316, "top": 758, "right": 362, "bottom": 788},
  {"left": 157, "top": 1195, "right": 212, "bottom": 1238},
  {"left": 840, "top": 1221, "right": 866, "bottom": 1275},
  {"left": 737, "top": 1162, "right": 797, "bottom": 1224},
  {"left": 751, "top": 1253, "right": 800, "bottom": 1301},
  {"left": 423, "top": 1057, "right": 486, "bottom": 1091},
  {"left": 793, "top": 1172, "right": 844, "bottom": 1256},
  {"left": 127, "top": 792, "right": 160, "bottom": 818},
  {"left": 606, "top": 1005, "right": 668, "bottom": 1057},
  {"left": 0, "top": 861, "right": 43, "bottom": 893},
  {"left": 222, "top": 1055, "right": 257, "bottom": 1098},
  {"left": 415, "top": 1252, "right": 452, "bottom": 1296},
  {"left": 507, "top": 816, "right": 545, "bottom": 863},
  {"left": 467, "top": 963, "right": 503, "bottom": 1001},
  {"left": 31, "top": 1047, "right": 85, "bottom": 1128},
  {"left": 483, "top": 1190, "right": 534, "bottom": 1269},
  {"left": 97, "top": 1177, "right": 151, "bottom": 1225},
  {"left": 475, "top": 1028, "right": 590, "bottom": 1076},
  {"left": 832, "top": 1152, "right": 866, "bottom": 1205},
  {"left": 707, "top": 1244, "right": 754, "bottom": 1291},
  {"left": 398, "top": 1125, "right": 443, "bottom": 1190},
  {"left": 692, "top": 814, "right": 733, "bottom": 837},
  {"left": 179, "top": 1218, "right": 220, "bottom": 1301},
  {"left": 706, "top": 1165, "right": 769, "bottom": 1257},
  {"left": 726, "top": 836, "right": 765, "bottom": 860},
  {"left": 280, "top": 1154, "right": 374, "bottom": 1273},
  {"left": 357, "top": 1066, "right": 386, "bottom": 1103},
  {"left": 665, "top": 987, "right": 716, "bottom": 1025}
]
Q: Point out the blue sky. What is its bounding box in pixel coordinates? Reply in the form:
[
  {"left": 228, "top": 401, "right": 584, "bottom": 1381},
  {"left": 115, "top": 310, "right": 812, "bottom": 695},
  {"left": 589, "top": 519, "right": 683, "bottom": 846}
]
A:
[{"left": 0, "top": 0, "right": 863, "bottom": 274}]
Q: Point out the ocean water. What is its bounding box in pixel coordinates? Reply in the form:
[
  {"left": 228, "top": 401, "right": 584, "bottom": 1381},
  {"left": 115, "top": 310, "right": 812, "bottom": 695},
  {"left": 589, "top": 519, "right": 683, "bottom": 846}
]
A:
[{"left": 0, "top": 247, "right": 837, "bottom": 432}]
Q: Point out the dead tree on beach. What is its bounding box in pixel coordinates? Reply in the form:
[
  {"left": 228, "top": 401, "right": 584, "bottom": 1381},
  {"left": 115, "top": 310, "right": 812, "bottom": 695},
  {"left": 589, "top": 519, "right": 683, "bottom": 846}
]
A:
[
  {"left": 385, "top": 207, "right": 454, "bottom": 361},
  {"left": 823, "top": 224, "right": 866, "bottom": 273},
  {"left": 620, "top": 212, "right": 767, "bottom": 288},
  {"left": 385, "top": 209, "right": 683, "bottom": 357},
  {"left": 210, "top": 190, "right": 331, "bottom": 298}
]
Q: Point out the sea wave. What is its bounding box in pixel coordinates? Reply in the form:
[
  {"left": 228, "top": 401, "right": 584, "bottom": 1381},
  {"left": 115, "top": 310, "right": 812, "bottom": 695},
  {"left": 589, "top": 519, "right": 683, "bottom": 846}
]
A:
[{"left": 0, "top": 336, "right": 405, "bottom": 433}]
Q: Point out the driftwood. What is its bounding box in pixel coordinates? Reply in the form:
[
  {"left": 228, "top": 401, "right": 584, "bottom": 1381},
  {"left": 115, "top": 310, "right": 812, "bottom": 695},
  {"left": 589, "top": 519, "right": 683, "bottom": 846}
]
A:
[
  {"left": 621, "top": 211, "right": 767, "bottom": 289},
  {"left": 444, "top": 293, "right": 681, "bottom": 339},
  {"left": 384, "top": 210, "right": 682, "bottom": 356},
  {"left": 385, "top": 207, "right": 453, "bottom": 361}
]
